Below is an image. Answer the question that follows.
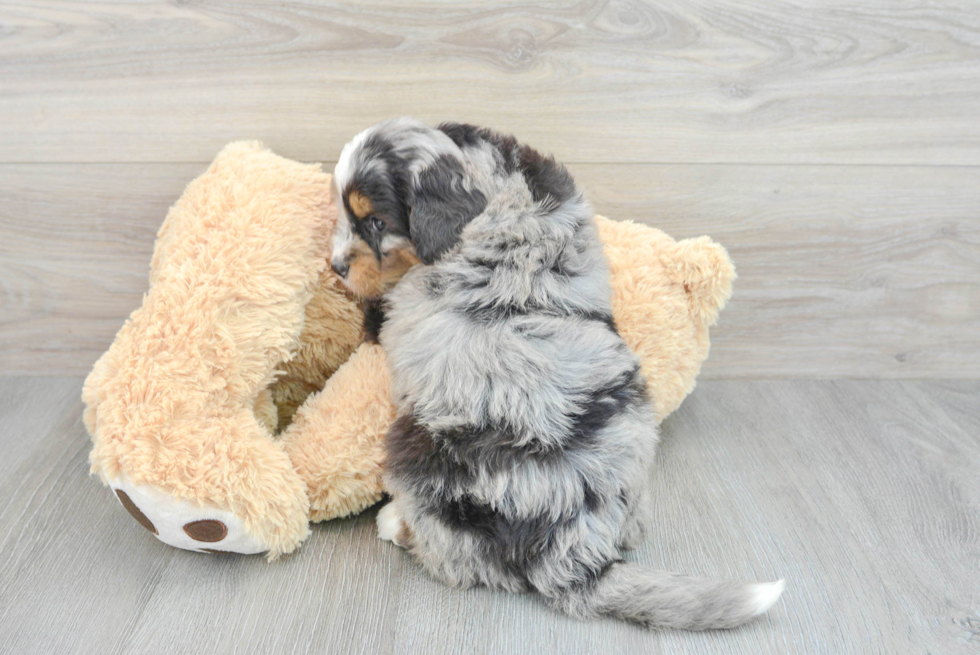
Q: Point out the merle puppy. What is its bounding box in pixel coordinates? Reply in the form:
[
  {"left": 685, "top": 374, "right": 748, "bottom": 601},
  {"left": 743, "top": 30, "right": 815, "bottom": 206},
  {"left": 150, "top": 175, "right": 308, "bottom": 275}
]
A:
[{"left": 329, "top": 118, "right": 784, "bottom": 630}]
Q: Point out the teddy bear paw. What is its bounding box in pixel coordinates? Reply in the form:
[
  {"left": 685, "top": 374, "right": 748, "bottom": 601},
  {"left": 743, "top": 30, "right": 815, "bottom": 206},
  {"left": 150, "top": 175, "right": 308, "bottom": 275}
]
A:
[{"left": 108, "top": 472, "right": 267, "bottom": 555}]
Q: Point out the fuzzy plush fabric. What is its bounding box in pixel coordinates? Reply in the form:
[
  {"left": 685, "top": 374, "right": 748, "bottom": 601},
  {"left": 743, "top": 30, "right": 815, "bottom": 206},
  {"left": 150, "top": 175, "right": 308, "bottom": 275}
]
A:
[
  {"left": 597, "top": 217, "right": 736, "bottom": 420},
  {"left": 84, "top": 141, "right": 734, "bottom": 558},
  {"left": 83, "top": 141, "right": 361, "bottom": 558}
]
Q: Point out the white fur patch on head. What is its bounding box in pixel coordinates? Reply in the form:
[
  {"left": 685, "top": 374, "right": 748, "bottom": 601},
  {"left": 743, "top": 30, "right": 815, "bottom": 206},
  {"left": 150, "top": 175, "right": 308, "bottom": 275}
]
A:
[
  {"left": 330, "top": 208, "right": 356, "bottom": 274},
  {"left": 336, "top": 117, "right": 461, "bottom": 195},
  {"left": 334, "top": 125, "right": 376, "bottom": 193}
]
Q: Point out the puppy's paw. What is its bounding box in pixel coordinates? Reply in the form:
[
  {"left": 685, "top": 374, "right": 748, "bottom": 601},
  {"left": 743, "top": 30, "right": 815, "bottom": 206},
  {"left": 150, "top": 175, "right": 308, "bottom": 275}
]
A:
[{"left": 377, "top": 501, "right": 405, "bottom": 547}]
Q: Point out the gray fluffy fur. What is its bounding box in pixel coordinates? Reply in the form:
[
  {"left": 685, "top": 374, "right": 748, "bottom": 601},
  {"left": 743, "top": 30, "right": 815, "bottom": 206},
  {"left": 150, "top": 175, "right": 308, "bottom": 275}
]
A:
[{"left": 338, "top": 118, "right": 784, "bottom": 630}]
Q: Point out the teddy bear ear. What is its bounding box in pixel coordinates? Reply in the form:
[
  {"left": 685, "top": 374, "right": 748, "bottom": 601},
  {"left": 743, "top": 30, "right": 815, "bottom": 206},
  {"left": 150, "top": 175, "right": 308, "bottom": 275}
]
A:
[{"left": 667, "top": 237, "right": 737, "bottom": 326}]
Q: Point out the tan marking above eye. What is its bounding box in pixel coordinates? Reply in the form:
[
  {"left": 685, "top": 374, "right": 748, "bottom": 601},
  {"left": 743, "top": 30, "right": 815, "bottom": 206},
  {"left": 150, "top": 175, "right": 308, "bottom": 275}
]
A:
[{"left": 348, "top": 191, "right": 374, "bottom": 219}]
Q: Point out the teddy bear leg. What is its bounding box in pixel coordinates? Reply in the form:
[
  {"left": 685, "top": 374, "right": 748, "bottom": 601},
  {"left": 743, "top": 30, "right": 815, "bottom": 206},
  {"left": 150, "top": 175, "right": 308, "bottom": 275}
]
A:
[
  {"left": 93, "top": 408, "right": 311, "bottom": 558},
  {"left": 280, "top": 343, "right": 394, "bottom": 523}
]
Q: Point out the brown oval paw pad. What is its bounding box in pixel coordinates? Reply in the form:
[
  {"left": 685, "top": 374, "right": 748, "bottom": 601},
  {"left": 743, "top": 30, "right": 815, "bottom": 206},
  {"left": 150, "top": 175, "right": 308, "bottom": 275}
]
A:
[
  {"left": 116, "top": 489, "right": 157, "bottom": 535},
  {"left": 183, "top": 520, "right": 228, "bottom": 543}
]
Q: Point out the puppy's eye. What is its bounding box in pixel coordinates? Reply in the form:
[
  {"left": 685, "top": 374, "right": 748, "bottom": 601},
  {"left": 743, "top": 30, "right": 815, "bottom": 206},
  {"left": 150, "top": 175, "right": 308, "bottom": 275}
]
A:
[{"left": 369, "top": 216, "right": 385, "bottom": 232}]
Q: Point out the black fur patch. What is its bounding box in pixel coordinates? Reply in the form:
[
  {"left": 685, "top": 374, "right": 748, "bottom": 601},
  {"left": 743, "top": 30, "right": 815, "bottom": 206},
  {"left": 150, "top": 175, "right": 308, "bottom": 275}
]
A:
[
  {"left": 437, "top": 493, "right": 617, "bottom": 589},
  {"left": 409, "top": 154, "right": 488, "bottom": 264},
  {"left": 440, "top": 423, "right": 563, "bottom": 468},
  {"left": 439, "top": 495, "right": 499, "bottom": 535},
  {"left": 438, "top": 122, "right": 484, "bottom": 148},
  {"left": 439, "top": 495, "right": 563, "bottom": 553},
  {"left": 386, "top": 405, "right": 616, "bottom": 510},
  {"left": 582, "top": 482, "right": 602, "bottom": 511},
  {"left": 438, "top": 122, "right": 577, "bottom": 205},
  {"left": 387, "top": 414, "right": 558, "bottom": 498},
  {"left": 361, "top": 299, "right": 387, "bottom": 344},
  {"left": 567, "top": 366, "right": 647, "bottom": 447},
  {"left": 581, "top": 310, "right": 618, "bottom": 333},
  {"left": 385, "top": 413, "right": 479, "bottom": 494},
  {"left": 436, "top": 492, "right": 572, "bottom": 587},
  {"left": 517, "top": 146, "right": 577, "bottom": 205},
  {"left": 460, "top": 300, "right": 617, "bottom": 333}
]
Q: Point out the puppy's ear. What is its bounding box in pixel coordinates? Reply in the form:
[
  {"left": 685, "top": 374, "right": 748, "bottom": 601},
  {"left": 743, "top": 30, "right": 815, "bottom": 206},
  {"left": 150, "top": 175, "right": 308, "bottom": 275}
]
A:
[{"left": 409, "top": 155, "right": 487, "bottom": 264}]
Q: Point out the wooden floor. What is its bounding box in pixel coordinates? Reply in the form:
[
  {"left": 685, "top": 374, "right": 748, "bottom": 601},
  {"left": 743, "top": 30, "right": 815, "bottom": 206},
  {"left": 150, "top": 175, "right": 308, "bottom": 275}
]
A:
[
  {"left": 1, "top": 377, "right": 978, "bottom": 655},
  {"left": 2, "top": 1, "right": 979, "bottom": 653}
]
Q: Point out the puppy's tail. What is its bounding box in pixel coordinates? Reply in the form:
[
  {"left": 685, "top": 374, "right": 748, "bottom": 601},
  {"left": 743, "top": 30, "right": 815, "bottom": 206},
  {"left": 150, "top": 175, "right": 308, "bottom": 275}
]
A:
[{"left": 548, "top": 562, "right": 785, "bottom": 631}]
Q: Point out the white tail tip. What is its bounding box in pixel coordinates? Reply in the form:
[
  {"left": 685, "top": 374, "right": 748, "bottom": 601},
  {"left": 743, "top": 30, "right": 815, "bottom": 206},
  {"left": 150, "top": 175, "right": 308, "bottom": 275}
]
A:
[{"left": 750, "top": 579, "right": 786, "bottom": 616}]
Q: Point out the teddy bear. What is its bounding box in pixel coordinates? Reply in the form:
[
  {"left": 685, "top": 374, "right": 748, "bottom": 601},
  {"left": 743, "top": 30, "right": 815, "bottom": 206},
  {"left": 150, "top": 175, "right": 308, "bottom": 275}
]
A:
[{"left": 82, "top": 141, "right": 735, "bottom": 559}]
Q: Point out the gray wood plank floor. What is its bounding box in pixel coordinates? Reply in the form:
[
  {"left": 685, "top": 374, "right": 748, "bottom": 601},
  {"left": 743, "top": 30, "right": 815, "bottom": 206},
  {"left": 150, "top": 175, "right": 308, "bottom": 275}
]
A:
[{"left": 1, "top": 377, "right": 977, "bottom": 655}]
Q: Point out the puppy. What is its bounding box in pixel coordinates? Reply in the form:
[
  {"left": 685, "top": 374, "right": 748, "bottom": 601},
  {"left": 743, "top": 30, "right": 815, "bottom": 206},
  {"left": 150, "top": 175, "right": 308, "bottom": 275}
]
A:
[{"left": 330, "top": 118, "right": 784, "bottom": 630}]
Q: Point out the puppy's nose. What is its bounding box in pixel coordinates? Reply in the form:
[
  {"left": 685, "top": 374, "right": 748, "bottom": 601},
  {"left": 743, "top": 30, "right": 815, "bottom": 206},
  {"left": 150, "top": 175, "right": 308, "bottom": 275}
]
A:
[{"left": 331, "top": 261, "right": 350, "bottom": 278}]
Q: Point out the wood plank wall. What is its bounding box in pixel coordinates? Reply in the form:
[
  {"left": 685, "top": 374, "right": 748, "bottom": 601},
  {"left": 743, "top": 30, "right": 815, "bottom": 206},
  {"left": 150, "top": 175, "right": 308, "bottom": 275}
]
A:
[{"left": 1, "top": 1, "right": 978, "bottom": 377}]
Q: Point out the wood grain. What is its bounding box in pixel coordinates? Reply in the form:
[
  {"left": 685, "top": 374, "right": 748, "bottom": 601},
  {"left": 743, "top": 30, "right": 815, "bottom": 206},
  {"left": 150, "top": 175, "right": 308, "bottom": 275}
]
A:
[
  {"left": 2, "top": 162, "right": 977, "bottom": 378},
  {"left": 1, "top": 1, "right": 979, "bottom": 164},
  {"left": 0, "top": 163, "right": 201, "bottom": 375},
  {"left": 571, "top": 162, "right": 980, "bottom": 378},
  {"left": 1, "top": 377, "right": 977, "bottom": 654}
]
